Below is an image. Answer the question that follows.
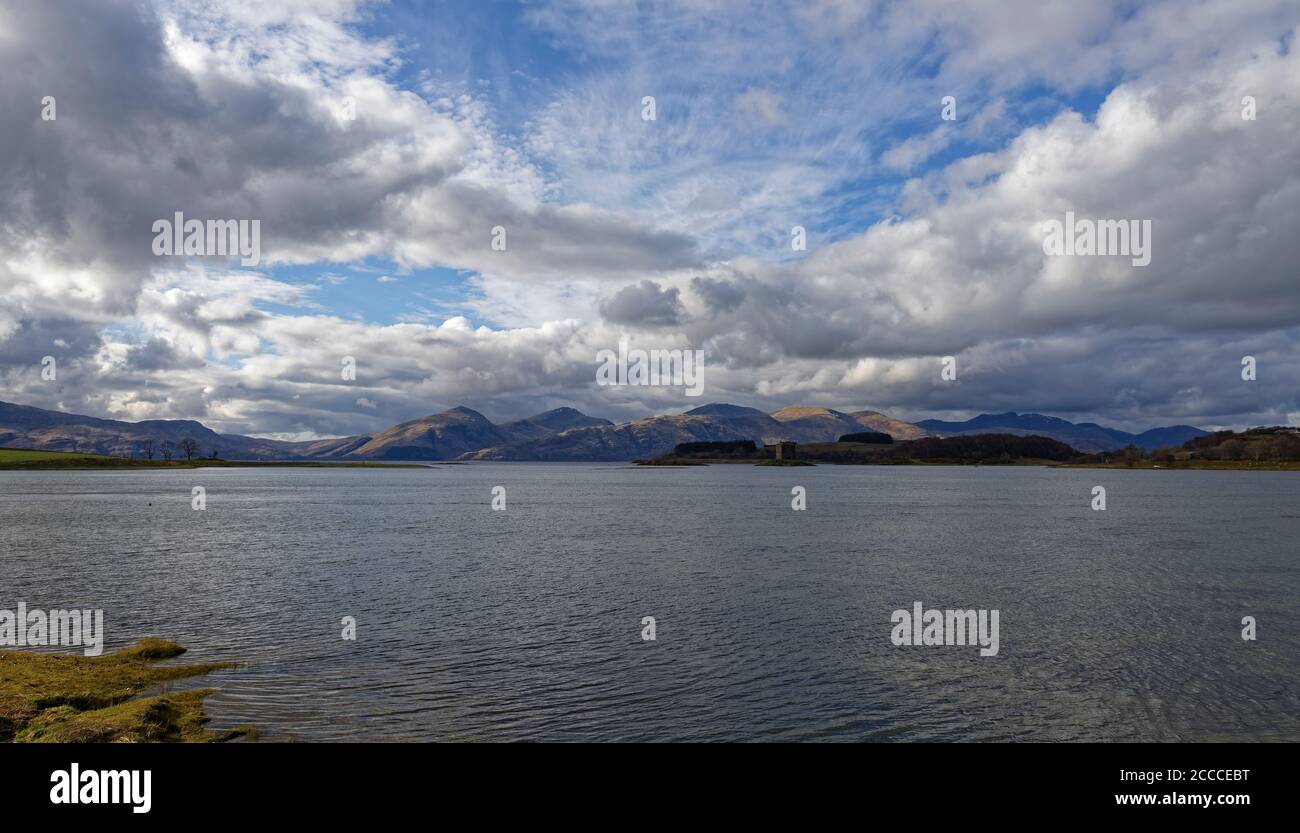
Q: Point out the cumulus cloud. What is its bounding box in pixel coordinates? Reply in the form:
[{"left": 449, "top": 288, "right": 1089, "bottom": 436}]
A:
[{"left": 600, "top": 280, "right": 686, "bottom": 326}]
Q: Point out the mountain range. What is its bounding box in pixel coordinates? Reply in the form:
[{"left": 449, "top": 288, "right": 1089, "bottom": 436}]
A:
[
  {"left": 463, "top": 404, "right": 929, "bottom": 461},
  {"left": 915, "top": 412, "right": 1208, "bottom": 453},
  {"left": 0, "top": 400, "right": 1207, "bottom": 462}
]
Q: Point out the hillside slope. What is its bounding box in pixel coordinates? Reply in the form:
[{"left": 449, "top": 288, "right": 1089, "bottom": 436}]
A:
[
  {"left": 464, "top": 403, "right": 931, "bottom": 461},
  {"left": 0, "top": 401, "right": 610, "bottom": 462},
  {"left": 916, "top": 412, "right": 1207, "bottom": 452}
]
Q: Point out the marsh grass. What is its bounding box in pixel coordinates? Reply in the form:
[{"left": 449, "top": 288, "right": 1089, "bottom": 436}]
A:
[{"left": 0, "top": 638, "right": 246, "bottom": 743}]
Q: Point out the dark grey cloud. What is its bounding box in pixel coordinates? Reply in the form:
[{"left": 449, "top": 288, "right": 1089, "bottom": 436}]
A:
[
  {"left": 690, "top": 276, "right": 745, "bottom": 313},
  {"left": 0, "top": 0, "right": 695, "bottom": 313},
  {"left": 600, "top": 280, "right": 685, "bottom": 326},
  {"left": 123, "top": 337, "right": 204, "bottom": 372}
]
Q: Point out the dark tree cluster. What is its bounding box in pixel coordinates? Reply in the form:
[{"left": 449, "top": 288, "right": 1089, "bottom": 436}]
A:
[
  {"left": 838, "top": 431, "right": 893, "bottom": 444},
  {"left": 1155, "top": 426, "right": 1300, "bottom": 462},
  {"left": 878, "top": 433, "right": 1078, "bottom": 463},
  {"left": 672, "top": 440, "right": 758, "bottom": 456}
]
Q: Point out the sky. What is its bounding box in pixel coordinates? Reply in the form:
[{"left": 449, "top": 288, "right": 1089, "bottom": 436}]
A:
[{"left": 1, "top": 0, "right": 1298, "bottom": 440}]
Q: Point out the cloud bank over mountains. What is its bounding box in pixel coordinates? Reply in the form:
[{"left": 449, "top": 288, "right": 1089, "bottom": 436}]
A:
[{"left": 1, "top": 0, "right": 1297, "bottom": 439}]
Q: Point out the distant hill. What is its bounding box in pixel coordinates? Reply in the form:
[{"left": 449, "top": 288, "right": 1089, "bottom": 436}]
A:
[
  {"left": 683, "top": 403, "right": 768, "bottom": 419},
  {"left": 463, "top": 403, "right": 931, "bottom": 461},
  {"left": 0, "top": 400, "right": 305, "bottom": 460},
  {"left": 0, "top": 400, "right": 610, "bottom": 462},
  {"left": 770, "top": 406, "right": 929, "bottom": 442},
  {"left": 501, "top": 407, "right": 612, "bottom": 441},
  {"left": 463, "top": 413, "right": 759, "bottom": 461},
  {"left": 1175, "top": 426, "right": 1300, "bottom": 461},
  {"left": 293, "top": 406, "right": 515, "bottom": 460},
  {"left": 916, "top": 412, "right": 1208, "bottom": 452},
  {"left": 289, "top": 406, "right": 612, "bottom": 461},
  {"left": 844, "top": 409, "right": 931, "bottom": 441},
  {"left": 1130, "top": 425, "right": 1214, "bottom": 449}
]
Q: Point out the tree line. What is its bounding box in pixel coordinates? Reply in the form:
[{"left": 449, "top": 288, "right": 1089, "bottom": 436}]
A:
[{"left": 136, "top": 437, "right": 211, "bottom": 462}]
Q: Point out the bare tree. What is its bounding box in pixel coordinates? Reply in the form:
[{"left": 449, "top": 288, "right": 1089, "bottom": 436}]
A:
[
  {"left": 141, "top": 438, "right": 156, "bottom": 460},
  {"left": 179, "top": 437, "right": 200, "bottom": 461},
  {"left": 160, "top": 441, "right": 175, "bottom": 462}
]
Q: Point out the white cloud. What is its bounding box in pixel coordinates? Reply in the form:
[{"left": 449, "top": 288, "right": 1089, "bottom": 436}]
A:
[{"left": 734, "top": 88, "right": 785, "bottom": 126}]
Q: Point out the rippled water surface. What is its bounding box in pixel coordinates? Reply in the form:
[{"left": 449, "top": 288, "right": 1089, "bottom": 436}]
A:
[{"left": 2, "top": 464, "right": 1297, "bottom": 741}]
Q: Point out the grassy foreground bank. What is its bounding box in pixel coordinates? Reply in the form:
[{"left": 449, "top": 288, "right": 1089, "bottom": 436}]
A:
[
  {"left": 0, "top": 448, "right": 427, "bottom": 470},
  {"left": 0, "top": 639, "right": 250, "bottom": 743}
]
